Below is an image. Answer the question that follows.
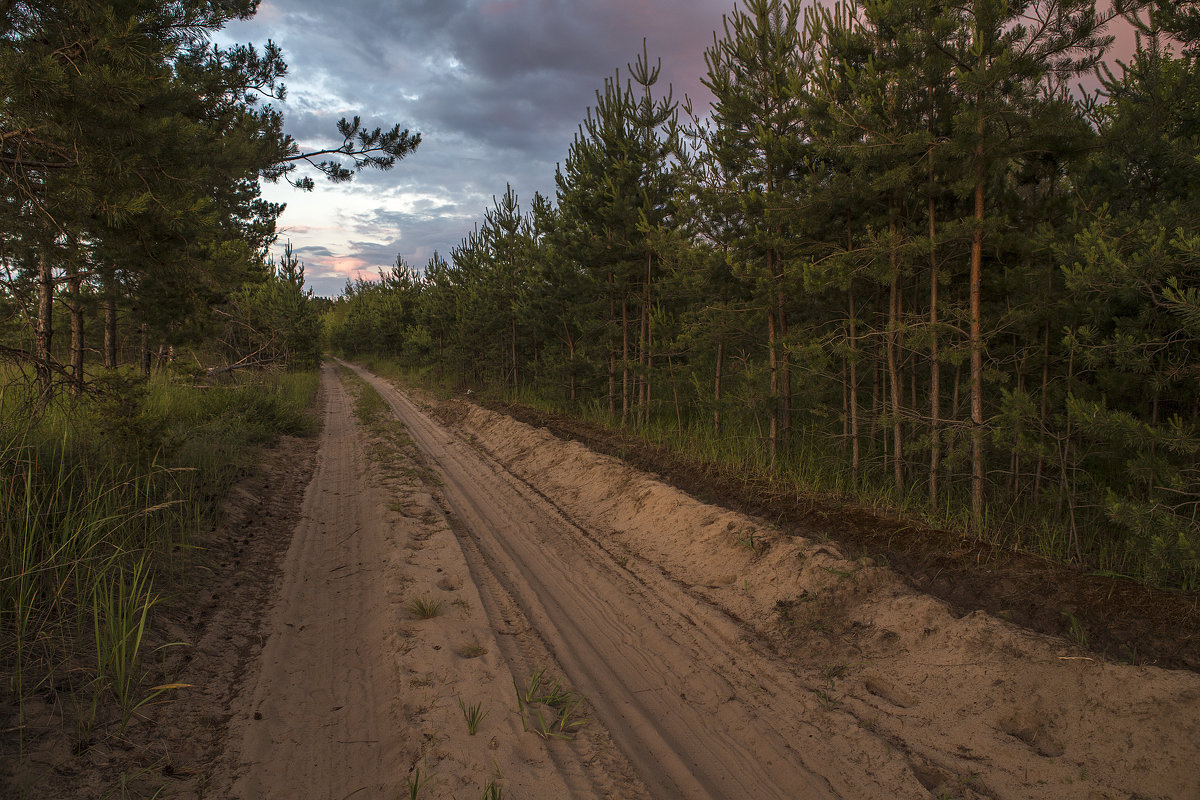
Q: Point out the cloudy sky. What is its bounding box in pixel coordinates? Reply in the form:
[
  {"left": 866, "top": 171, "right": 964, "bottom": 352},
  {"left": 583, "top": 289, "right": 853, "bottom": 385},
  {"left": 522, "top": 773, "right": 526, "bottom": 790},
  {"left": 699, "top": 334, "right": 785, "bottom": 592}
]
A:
[
  {"left": 220, "top": 0, "right": 1139, "bottom": 297},
  {"left": 218, "top": 0, "right": 734, "bottom": 296}
]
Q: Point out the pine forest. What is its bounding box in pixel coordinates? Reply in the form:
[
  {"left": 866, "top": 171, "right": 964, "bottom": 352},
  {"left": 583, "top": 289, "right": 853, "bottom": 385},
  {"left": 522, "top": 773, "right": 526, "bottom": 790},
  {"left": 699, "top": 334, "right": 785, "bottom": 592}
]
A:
[
  {"left": 6, "top": 0, "right": 1200, "bottom": 795},
  {"left": 326, "top": 0, "right": 1200, "bottom": 589}
]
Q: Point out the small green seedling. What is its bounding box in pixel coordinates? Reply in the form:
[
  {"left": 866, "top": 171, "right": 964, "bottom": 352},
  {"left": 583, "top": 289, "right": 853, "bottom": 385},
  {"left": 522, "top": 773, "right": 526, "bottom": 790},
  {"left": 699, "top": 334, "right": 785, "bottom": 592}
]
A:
[
  {"left": 514, "top": 668, "right": 589, "bottom": 740},
  {"left": 458, "top": 697, "right": 489, "bottom": 735}
]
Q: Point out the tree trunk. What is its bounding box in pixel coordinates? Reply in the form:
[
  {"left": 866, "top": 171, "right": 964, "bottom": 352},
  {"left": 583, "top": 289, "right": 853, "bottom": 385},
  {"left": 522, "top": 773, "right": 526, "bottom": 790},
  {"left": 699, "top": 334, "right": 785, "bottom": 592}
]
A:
[
  {"left": 35, "top": 250, "right": 54, "bottom": 399},
  {"left": 767, "top": 296, "right": 779, "bottom": 464},
  {"left": 622, "top": 297, "right": 630, "bottom": 425},
  {"left": 668, "top": 353, "right": 683, "bottom": 438},
  {"left": 104, "top": 292, "right": 118, "bottom": 369},
  {"left": 871, "top": 338, "right": 881, "bottom": 440},
  {"left": 842, "top": 361, "right": 849, "bottom": 454},
  {"left": 1062, "top": 333, "right": 1081, "bottom": 561},
  {"left": 951, "top": 362, "right": 962, "bottom": 421},
  {"left": 68, "top": 268, "right": 83, "bottom": 394},
  {"left": 140, "top": 321, "right": 151, "bottom": 376},
  {"left": 608, "top": 281, "right": 616, "bottom": 417},
  {"left": 1008, "top": 331, "right": 1024, "bottom": 496},
  {"left": 562, "top": 314, "right": 577, "bottom": 404},
  {"left": 928, "top": 192, "right": 941, "bottom": 512},
  {"left": 778, "top": 262, "right": 791, "bottom": 448},
  {"left": 969, "top": 134, "right": 986, "bottom": 533},
  {"left": 646, "top": 306, "right": 653, "bottom": 426},
  {"left": 888, "top": 219, "right": 904, "bottom": 495},
  {"left": 713, "top": 336, "right": 724, "bottom": 434},
  {"left": 640, "top": 253, "right": 651, "bottom": 426},
  {"left": 1034, "top": 323, "right": 1050, "bottom": 504},
  {"left": 848, "top": 285, "right": 860, "bottom": 482}
]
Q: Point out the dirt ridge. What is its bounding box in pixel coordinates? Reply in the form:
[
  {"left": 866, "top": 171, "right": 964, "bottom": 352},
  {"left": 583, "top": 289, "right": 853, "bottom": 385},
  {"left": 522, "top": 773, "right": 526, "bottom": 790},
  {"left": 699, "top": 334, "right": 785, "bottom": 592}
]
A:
[
  {"left": 446, "top": 395, "right": 1200, "bottom": 799},
  {"left": 483, "top": 399, "right": 1200, "bottom": 672}
]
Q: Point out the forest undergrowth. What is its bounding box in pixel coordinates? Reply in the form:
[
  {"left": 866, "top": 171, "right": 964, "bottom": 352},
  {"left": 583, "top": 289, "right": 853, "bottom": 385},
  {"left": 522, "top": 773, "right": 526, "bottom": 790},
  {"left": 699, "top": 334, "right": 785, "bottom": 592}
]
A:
[
  {"left": 360, "top": 356, "right": 1174, "bottom": 589},
  {"left": 0, "top": 366, "right": 318, "bottom": 767}
]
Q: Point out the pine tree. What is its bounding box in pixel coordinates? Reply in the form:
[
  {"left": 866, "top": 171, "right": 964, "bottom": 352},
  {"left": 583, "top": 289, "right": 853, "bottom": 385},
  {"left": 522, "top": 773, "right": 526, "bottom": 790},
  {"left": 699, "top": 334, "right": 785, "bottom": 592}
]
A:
[
  {"left": 0, "top": 0, "right": 422, "bottom": 398},
  {"left": 701, "top": 0, "right": 816, "bottom": 461},
  {"left": 555, "top": 50, "right": 678, "bottom": 421},
  {"left": 946, "top": 0, "right": 1111, "bottom": 529}
]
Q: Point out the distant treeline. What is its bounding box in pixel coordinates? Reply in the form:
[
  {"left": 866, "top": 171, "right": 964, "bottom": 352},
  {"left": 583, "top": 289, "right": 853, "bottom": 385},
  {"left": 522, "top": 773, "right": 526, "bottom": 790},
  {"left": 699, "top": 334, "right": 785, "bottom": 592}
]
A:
[{"left": 327, "top": 0, "right": 1200, "bottom": 588}]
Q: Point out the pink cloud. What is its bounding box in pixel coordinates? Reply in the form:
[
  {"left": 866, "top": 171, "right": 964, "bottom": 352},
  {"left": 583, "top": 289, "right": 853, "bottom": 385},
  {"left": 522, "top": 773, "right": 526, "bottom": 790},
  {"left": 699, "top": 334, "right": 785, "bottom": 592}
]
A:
[{"left": 481, "top": 1, "right": 521, "bottom": 16}]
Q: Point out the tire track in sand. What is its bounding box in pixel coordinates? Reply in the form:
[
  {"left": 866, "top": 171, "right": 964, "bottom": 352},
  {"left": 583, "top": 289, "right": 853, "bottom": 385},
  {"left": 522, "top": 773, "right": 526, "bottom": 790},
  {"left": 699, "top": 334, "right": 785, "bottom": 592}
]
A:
[{"left": 347, "top": 362, "right": 924, "bottom": 799}]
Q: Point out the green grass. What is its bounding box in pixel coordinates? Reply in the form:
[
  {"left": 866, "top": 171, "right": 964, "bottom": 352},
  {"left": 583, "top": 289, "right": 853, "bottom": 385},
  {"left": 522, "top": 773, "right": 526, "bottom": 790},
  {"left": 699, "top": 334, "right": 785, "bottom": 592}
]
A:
[
  {"left": 404, "top": 766, "right": 432, "bottom": 799},
  {"left": 336, "top": 349, "right": 1200, "bottom": 590},
  {"left": 514, "top": 668, "right": 589, "bottom": 740},
  {"left": 519, "top": 382, "right": 1188, "bottom": 589},
  {"left": 457, "top": 697, "right": 489, "bottom": 735},
  {"left": 1, "top": 364, "right": 318, "bottom": 755},
  {"left": 357, "top": 356, "right": 458, "bottom": 400},
  {"left": 407, "top": 596, "right": 443, "bottom": 620},
  {"left": 338, "top": 364, "right": 422, "bottom": 469}
]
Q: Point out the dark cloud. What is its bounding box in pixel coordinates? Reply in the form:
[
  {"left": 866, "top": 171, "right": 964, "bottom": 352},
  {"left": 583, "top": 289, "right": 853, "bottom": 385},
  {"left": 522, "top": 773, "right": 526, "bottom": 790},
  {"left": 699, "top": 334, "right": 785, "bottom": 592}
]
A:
[
  {"left": 220, "top": 0, "right": 734, "bottom": 296},
  {"left": 293, "top": 244, "right": 335, "bottom": 257}
]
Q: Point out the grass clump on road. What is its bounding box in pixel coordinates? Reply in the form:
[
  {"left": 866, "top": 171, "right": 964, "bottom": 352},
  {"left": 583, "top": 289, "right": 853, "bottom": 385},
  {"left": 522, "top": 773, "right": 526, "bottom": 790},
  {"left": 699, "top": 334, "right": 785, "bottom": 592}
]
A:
[
  {"left": 515, "top": 668, "right": 589, "bottom": 740},
  {"left": 404, "top": 765, "right": 433, "bottom": 799},
  {"left": 407, "top": 596, "right": 444, "bottom": 620},
  {"left": 457, "top": 697, "right": 489, "bottom": 735}
]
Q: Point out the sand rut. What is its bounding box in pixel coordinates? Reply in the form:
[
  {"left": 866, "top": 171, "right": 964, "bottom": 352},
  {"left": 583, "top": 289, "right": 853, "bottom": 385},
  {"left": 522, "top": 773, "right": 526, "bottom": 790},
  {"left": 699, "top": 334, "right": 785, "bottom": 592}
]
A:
[
  {"left": 348, "top": 363, "right": 926, "bottom": 799},
  {"left": 222, "top": 362, "right": 1200, "bottom": 800}
]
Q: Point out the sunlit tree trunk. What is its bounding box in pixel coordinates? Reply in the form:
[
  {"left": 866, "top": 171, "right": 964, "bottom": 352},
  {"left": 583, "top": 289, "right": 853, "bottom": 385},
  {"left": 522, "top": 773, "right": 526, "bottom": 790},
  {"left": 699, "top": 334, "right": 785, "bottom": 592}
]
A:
[
  {"left": 970, "top": 130, "right": 986, "bottom": 531},
  {"left": 888, "top": 217, "right": 904, "bottom": 495}
]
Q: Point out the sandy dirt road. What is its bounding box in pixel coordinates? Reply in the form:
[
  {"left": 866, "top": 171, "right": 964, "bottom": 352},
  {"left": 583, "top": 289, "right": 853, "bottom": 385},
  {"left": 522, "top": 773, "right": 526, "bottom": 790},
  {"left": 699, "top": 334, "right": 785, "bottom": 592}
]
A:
[
  {"left": 342, "top": 363, "right": 918, "bottom": 799},
  {"left": 216, "top": 366, "right": 414, "bottom": 798},
  {"left": 214, "top": 363, "right": 1200, "bottom": 800}
]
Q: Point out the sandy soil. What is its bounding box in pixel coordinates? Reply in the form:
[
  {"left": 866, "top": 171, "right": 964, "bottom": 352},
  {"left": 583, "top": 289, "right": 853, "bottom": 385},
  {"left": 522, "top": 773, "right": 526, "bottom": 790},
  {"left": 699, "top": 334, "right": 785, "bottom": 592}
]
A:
[
  {"left": 10, "top": 361, "right": 1197, "bottom": 799},
  {"left": 341, "top": 362, "right": 1200, "bottom": 800},
  {"left": 208, "top": 365, "right": 644, "bottom": 799}
]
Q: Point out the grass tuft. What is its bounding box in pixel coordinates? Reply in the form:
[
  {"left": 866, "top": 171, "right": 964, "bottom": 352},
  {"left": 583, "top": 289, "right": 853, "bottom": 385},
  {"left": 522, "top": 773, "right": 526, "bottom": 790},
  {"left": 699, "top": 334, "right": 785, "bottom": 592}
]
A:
[
  {"left": 458, "top": 697, "right": 489, "bottom": 735},
  {"left": 456, "top": 641, "right": 488, "bottom": 659},
  {"left": 514, "top": 668, "right": 589, "bottom": 740},
  {"left": 405, "top": 765, "right": 432, "bottom": 799},
  {"left": 407, "top": 596, "right": 443, "bottom": 620}
]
